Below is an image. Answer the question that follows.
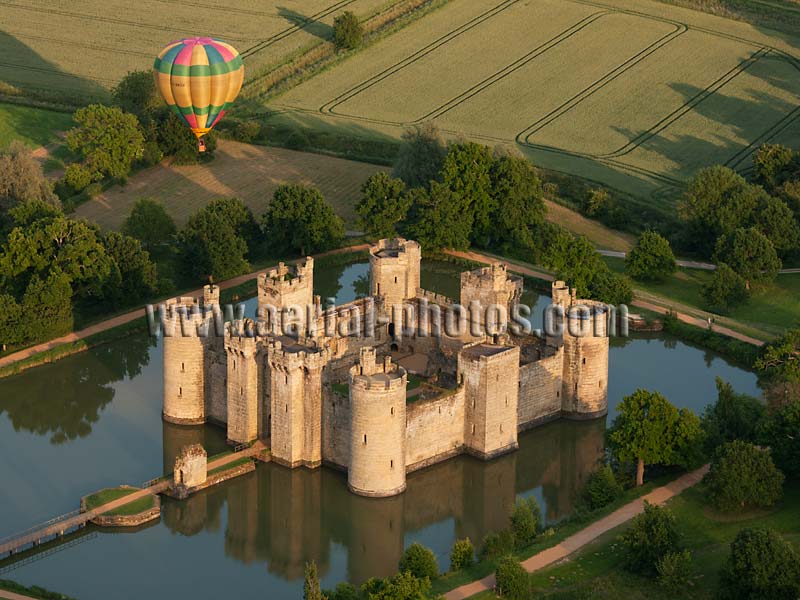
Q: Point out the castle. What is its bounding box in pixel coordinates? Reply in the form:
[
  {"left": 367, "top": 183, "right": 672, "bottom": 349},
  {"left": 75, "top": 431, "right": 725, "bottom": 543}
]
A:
[{"left": 161, "top": 238, "right": 610, "bottom": 498}]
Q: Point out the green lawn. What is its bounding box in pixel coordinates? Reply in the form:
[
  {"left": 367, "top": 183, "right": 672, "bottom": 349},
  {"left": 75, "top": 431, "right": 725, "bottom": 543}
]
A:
[
  {"left": 468, "top": 481, "right": 800, "bottom": 599},
  {"left": 102, "top": 495, "right": 155, "bottom": 516},
  {"left": 207, "top": 457, "right": 253, "bottom": 477},
  {"left": 84, "top": 487, "right": 138, "bottom": 511},
  {"left": 605, "top": 257, "right": 800, "bottom": 338},
  {"left": 0, "top": 103, "right": 72, "bottom": 149}
]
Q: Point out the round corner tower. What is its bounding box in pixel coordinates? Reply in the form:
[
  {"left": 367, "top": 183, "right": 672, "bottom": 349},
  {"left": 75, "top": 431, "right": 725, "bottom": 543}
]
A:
[
  {"left": 163, "top": 299, "right": 208, "bottom": 425},
  {"left": 561, "top": 299, "right": 609, "bottom": 419},
  {"left": 348, "top": 347, "right": 408, "bottom": 497},
  {"left": 369, "top": 238, "right": 421, "bottom": 309}
]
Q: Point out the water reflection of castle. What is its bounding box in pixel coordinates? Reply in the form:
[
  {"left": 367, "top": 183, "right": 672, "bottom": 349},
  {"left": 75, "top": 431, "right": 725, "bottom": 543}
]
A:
[{"left": 161, "top": 417, "right": 604, "bottom": 584}]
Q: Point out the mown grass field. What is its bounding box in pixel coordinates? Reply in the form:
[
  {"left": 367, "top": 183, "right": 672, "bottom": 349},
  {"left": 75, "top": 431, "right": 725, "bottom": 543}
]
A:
[
  {"left": 0, "top": 0, "right": 397, "bottom": 104},
  {"left": 73, "top": 139, "right": 384, "bottom": 229},
  {"left": 0, "top": 103, "right": 71, "bottom": 149},
  {"left": 267, "top": 0, "right": 800, "bottom": 201}
]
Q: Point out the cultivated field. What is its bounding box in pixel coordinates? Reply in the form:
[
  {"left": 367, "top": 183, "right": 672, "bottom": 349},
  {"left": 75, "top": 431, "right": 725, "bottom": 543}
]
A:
[
  {"left": 268, "top": 0, "right": 800, "bottom": 200},
  {"left": 73, "top": 140, "right": 383, "bottom": 230},
  {"left": 0, "top": 0, "right": 397, "bottom": 103}
]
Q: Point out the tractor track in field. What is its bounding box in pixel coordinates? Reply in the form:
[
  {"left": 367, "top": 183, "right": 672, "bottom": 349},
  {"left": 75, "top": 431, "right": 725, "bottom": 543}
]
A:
[{"left": 296, "top": 0, "right": 800, "bottom": 190}]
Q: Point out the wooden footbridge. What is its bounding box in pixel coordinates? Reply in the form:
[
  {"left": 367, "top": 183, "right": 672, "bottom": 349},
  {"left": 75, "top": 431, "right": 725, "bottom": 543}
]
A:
[{"left": 0, "top": 442, "right": 264, "bottom": 559}]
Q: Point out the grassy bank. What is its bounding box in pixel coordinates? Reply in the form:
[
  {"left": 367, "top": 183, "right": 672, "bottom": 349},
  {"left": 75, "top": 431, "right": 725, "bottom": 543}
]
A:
[
  {"left": 84, "top": 487, "right": 138, "bottom": 511},
  {"left": 467, "top": 481, "right": 800, "bottom": 599},
  {"left": 0, "top": 579, "right": 77, "bottom": 600}
]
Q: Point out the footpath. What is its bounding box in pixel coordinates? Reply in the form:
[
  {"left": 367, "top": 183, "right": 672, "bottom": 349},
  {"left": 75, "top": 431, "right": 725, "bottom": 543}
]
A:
[{"left": 444, "top": 465, "right": 709, "bottom": 600}]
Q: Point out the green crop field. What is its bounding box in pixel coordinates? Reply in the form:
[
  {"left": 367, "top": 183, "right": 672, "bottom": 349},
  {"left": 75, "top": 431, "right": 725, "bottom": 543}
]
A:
[
  {"left": 0, "top": 0, "right": 397, "bottom": 105},
  {"left": 0, "top": 103, "right": 72, "bottom": 149},
  {"left": 266, "top": 0, "right": 800, "bottom": 201}
]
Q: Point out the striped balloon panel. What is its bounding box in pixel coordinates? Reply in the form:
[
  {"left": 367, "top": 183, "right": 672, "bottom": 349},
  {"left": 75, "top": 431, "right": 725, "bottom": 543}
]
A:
[{"left": 153, "top": 37, "right": 244, "bottom": 136}]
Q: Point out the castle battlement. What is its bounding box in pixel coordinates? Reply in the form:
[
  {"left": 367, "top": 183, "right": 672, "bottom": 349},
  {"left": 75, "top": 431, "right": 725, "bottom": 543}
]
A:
[{"left": 162, "top": 239, "right": 609, "bottom": 498}]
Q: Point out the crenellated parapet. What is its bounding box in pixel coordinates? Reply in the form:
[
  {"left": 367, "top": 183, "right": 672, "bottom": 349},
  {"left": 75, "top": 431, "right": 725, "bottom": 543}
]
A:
[
  {"left": 459, "top": 263, "right": 522, "bottom": 334},
  {"left": 369, "top": 238, "right": 421, "bottom": 309},
  {"left": 257, "top": 258, "right": 315, "bottom": 335}
]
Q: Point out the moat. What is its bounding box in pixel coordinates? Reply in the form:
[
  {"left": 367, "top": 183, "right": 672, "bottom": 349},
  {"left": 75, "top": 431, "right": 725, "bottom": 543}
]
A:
[{"left": 0, "top": 260, "right": 761, "bottom": 600}]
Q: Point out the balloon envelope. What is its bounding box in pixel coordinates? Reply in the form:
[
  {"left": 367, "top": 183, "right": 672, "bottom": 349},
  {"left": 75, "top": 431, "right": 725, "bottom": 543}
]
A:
[{"left": 153, "top": 37, "right": 244, "bottom": 139}]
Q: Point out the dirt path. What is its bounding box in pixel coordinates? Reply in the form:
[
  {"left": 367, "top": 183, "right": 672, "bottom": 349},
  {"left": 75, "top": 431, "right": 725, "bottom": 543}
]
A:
[
  {"left": 444, "top": 465, "right": 709, "bottom": 600},
  {"left": 444, "top": 250, "right": 765, "bottom": 346},
  {"left": 0, "top": 245, "right": 368, "bottom": 371},
  {"left": 0, "top": 590, "right": 38, "bottom": 600}
]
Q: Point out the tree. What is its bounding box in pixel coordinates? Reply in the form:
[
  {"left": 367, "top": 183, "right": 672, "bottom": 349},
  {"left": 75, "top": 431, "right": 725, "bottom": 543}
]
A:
[
  {"left": 625, "top": 230, "right": 677, "bottom": 281},
  {"left": 758, "top": 400, "right": 800, "bottom": 479},
  {"left": 588, "top": 267, "right": 634, "bottom": 306},
  {"left": 332, "top": 11, "right": 364, "bottom": 50},
  {"left": 122, "top": 197, "right": 176, "bottom": 250},
  {"left": 702, "top": 377, "right": 765, "bottom": 452},
  {"left": 702, "top": 263, "right": 749, "bottom": 313},
  {"left": 582, "top": 188, "right": 610, "bottom": 217},
  {"left": 325, "top": 583, "right": 358, "bottom": 600},
  {"left": 155, "top": 111, "right": 216, "bottom": 164},
  {"left": 101, "top": 232, "right": 159, "bottom": 305},
  {"left": 178, "top": 206, "right": 249, "bottom": 282},
  {"left": 66, "top": 104, "right": 145, "bottom": 181},
  {"left": 303, "top": 561, "right": 326, "bottom": 600},
  {"left": 112, "top": 70, "right": 163, "bottom": 125},
  {"left": 261, "top": 184, "right": 344, "bottom": 256},
  {"left": 6, "top": 199, "right": 61, "bottom": 230},
  {"left": 609, "top": 389, "right": 702, "bottom": 486},
  {"left": 714, "top": 227, "right": 781, "bottom": 289},
  {"left": 495, "top": 555, "right": 528, "bottom": 600},
  {"left": 509, "top": 497, "right": 541, "bottom": 548},
  {"left": 679, "top": 166, "right": 759, "bottom": 256},
  {"left": 440, "top": 142, "right": 495, "bottom": 244},
  {"left": 488, "top": 153, "right": 546, "bottom": 254},
  {"left": 202, "top": 197, "right": 259, "bottom": 247},
  {"left": 755, "top": 329, "right": 800, "bottom": 383},
  {"left": 19, "top": 269, "right": 74, "bottom": 342},
  {"left": 356, "top": 173, "right": 409, "bottom": 238},
  {"left": 619, "top": 501, "right": 681, "bottom": 575},
  {"left": 392, "top": 122, "right": 446, "bottom": 189},
  {"left": 704, "top": 440, "right": 784, "bottom": 512},
  {"left": 753, "top": 143, "right": 797, "bottom": 190},
  {"left": 0, "top": 216, "right": 112, "bottom": 299},
  {"left": 719, "top": 528, "right": 800, "bottom": 600},
  {"left": 398, "top": 542, "right": 438, "bottom": 579},
  {"left": 449, "top": 538, "right": 474, "bottom": 571},
  {"left": 753, "top": 193, "right": 800, "bottom": 256},
  {"left": 578, "top": 464, "right": 623, "bottom": 511},
  {"left": 0, "top": 293, "right": 24, "bottom": 346},
  {"left": 0, "top": 141, "right": 59, "bottom": 215},
  {"left": 405, "top": 182, "right": 472, "bottom": 250}
]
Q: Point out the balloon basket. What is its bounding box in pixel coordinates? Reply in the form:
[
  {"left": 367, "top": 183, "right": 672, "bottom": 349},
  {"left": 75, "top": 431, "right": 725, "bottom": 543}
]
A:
[{"left": 198, "top": 139, "right": 207, "bottom": 153}]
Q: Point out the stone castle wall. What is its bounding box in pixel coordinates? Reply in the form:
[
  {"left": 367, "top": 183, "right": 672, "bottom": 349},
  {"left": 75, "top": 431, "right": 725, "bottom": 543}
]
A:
[
  {"left": 405, "top": 388, "right": 465, "bottom": 472},
  {"left": 518, "top": 349, "right": 563, "bottom": 430},
  {"left": 163, "top": 307, "right": 209, "bottom": 425},
  {"left": 369, "top": 238, "right": 421, "bottom": 308}
]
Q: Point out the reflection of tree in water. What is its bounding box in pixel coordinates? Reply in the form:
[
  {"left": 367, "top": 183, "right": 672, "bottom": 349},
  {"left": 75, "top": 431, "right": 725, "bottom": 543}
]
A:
[
  {"left": 0, "top": 333, "right": 154, "bottom": 443},
  {"left": 353, "top": 273, "right": 370, "bottom": 299}
]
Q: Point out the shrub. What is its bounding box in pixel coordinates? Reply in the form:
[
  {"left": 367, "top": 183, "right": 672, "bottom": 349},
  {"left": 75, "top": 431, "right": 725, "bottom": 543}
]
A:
[
  {"left": 703, "top": 263, "right": 750, "bottom": 313},
  {"left": 235, "top": 120, "right": 261, "bottom": 143},
  {"left": 333, "top": 11, "right": 364, "bottom": 50},
  {"left": 122, "top": 197, "right": 176, "bottom": 250},
  {"left": 325, "top": 583, "right": 357, "bottom": 600},
  {"left": 625, "top": 230, "right": 677, "bottom": 281},
  {"left": 579, "top": 465, "right": 623, "bottom": 511},
  {"left": 619, "top": 501, "right": 681, "bottom": 575},
  {"left": 510, "top": 497, "right": 541, "bottom": 548},
  {"left": 702, "top": 377, "right": 765, "bottom": 452},
  {"left": 719, "top": 528, "right": 800, "bottom": 600},
  {"left": 285, "top": 130, "right": 310, "bottom": 150},
  {"left": 704, "top": 440, "right": 784, "bottom": 512},
  {"left": 62, "top": 163, "right": 95, "bottom": 193},
  {"left": 85, "top": 182, "right": 103, "bottom": 199},
  {"left": 398, "top": 543, "right": 438, "bottom": 579},
  {"left": 140, "top": 140, "right": 163, "bottom": 166},
  {"left": 303, "top": 561, "right": 324, "bottom": 600},
  {"left": 758, "top": 400, "right": 800, "bottom": 479},
  {"left": 495, "top": 555, "right": 528, "bottom": 600},
  {"left": 582, "top": 187, "right": 610, "bottom": 217},
  {"left": 449, "top": 538, "right": 474, "bottom": 571},
  {"left": 656, "top": 549, "right": 693, "bottom": 592},
  {"left": 480, "top": 529, "right": 515, "bottom": 561}
]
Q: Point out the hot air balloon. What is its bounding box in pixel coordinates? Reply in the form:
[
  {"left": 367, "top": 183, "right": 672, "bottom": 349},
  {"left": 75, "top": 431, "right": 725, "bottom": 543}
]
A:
[{"left": 153, "top": 37, "right": 244, "bottom": 152}]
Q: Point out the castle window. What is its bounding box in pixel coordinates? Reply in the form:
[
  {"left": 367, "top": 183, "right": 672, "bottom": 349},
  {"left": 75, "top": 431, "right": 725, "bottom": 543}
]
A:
[
  {"left": 364, "top": 434, "right": 367, "bottom": 445},
  {"left": 518, "top": 381, "right": 521, "bottom": 388},
  {"left": 233, "top": 360, "right": 236, "bottom": 370},
  {"left": 557, "top": 391, "right": 560, "bottom": 398},
  {"left": 390, "top": 459, "right": 394, "bottom": 468},
  {"left": 285, "top": 404, "right": 288, "bottom": 412},
  {"left": 285, "top": 374, "right": 288, "bottom": 384},
  {"left": 500, "top": 424, "right": 503, "bottom": 433},
  {"left": 240, "top": 386, "right": 243, "bottom": 395},
  {"left": 178, "top": 387, "right": 182, "bottom": 397},
  {"left": 582, "top": 357, "right": 586, "bottom": 365},
  {"left": 599, "top": 380, "right": 603, "bottom": 388},
  {"left": 505, "top": 397, "right": 508, "bottom": 407},
  {"left": 471, "top": 424, "right": 476, "bottom": 435},
  {"left": 391, "top": 407, "right": 394, "bottom": 416},
  {"left": 394, "top": 276, "right": 398, "bottom": 283},
  {"left": 575, "top": 383, "right": 578, "bottom": 392},
  {"left": 181, "top": 362, "right": 185, "bottom": 373}
]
